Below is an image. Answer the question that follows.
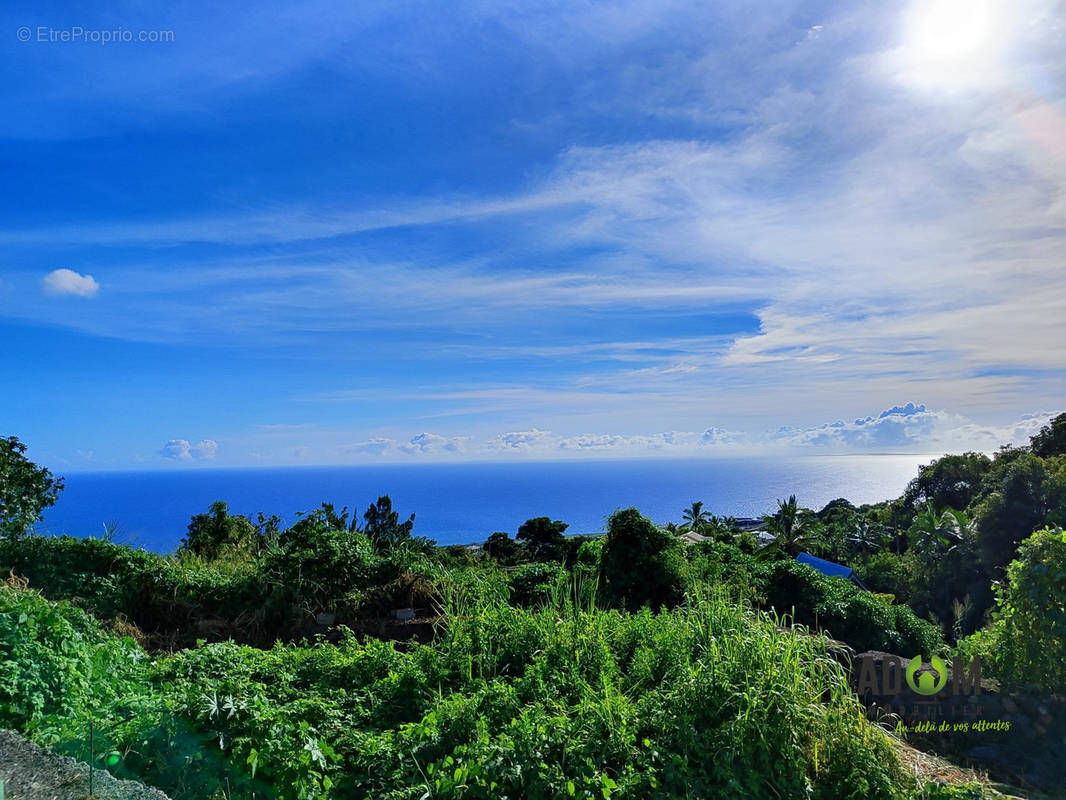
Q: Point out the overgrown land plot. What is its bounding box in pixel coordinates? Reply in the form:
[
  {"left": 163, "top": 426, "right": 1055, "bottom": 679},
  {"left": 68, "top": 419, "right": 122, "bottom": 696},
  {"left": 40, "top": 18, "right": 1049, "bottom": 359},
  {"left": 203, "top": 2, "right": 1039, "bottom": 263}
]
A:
[{"left": 1, "top": 414, "right": 1065, "bottom": 799}]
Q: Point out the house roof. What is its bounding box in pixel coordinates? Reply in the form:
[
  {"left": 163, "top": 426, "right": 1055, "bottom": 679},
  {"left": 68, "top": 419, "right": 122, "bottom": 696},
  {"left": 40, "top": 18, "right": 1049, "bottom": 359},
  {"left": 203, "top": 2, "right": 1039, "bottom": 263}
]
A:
[
  {"left": 796, "top": 552, "right": 869, "bottom": 590},
  {"left": 679, "top": 530, "right": 710, "bottom": 545}
]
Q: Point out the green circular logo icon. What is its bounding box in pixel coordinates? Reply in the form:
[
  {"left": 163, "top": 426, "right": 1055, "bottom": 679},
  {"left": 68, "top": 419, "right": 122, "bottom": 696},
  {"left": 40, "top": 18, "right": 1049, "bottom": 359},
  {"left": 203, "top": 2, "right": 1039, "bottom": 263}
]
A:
[{"left": 905, "top": 655, "right": 948, "bottom": 695}]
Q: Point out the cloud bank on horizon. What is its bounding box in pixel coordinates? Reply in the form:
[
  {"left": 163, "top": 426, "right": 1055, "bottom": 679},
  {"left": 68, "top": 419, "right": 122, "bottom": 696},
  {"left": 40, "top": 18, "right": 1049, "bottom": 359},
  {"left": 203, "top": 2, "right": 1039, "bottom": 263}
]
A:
[
  {"left": 159, "top": 404, "right": 1060, "bottom": 467},
  {"left": 1, "top": 0, "right": 1063, "bottom": 469}
]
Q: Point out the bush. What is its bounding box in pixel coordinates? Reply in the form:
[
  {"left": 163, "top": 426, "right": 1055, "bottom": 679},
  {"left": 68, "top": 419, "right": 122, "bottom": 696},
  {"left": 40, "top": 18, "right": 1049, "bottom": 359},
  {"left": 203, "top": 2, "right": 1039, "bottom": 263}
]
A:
[
  {"left": 687, "top": 539, "right": 757, "bottom": 599},
  {"left": 958, "top": 528, "right": 1066, "bottom": 691},
  {"left": 507, "top": 562, "right": 565, "bottom": 608},
  {"left": 0, "top": 534, "right": 160, "bottom": 619},
  {"left": 262, "top": 509, "right": 380, "bottom": 614},
  {"left": 600, "top": 508, "right": 688, "bottom": 611},
  {"left": 179, "top": 500, "right": 261, "bottom": 561},
  {"left": 0, "top": 585, "right": 144, "bottom": 732},
  {"left": 855, "top": 551, "right": 911, "bottom": 601},
  {"left": 755, "top": 560, "right": 943, "bottom": 655}
]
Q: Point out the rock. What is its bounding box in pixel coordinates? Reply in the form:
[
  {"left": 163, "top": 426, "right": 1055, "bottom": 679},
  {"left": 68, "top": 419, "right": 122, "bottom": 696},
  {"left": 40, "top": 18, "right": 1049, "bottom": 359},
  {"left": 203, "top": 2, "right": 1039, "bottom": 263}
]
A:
[
  {"left": 393, "top": 607, "right": 416, "bottom": 620},
  {"left": 0, "top": 729, "right": 171, "bottom": 800}
]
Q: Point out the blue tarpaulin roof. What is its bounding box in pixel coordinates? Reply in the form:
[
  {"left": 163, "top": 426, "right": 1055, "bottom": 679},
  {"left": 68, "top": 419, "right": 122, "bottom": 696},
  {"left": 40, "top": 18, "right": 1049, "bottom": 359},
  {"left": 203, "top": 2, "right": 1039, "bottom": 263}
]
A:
[{"left": 796, "top": 552, "right": 869, "bottom": 590}]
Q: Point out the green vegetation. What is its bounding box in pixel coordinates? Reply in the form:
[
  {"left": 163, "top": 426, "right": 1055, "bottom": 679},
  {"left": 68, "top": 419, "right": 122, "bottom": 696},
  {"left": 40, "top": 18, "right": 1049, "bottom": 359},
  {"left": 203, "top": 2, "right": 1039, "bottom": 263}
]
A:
[
  {"left": 6, "top": 418, "right": 1066, "bottom": 798},
  {"left": 2, "top": 580, "right": 919, "bottom": 799},
  {"left": 0, "top": 435, "right": 64, "bottom": 540},
  {"left": 958, "top": 527, "right": 1066, "bottom": 691}
]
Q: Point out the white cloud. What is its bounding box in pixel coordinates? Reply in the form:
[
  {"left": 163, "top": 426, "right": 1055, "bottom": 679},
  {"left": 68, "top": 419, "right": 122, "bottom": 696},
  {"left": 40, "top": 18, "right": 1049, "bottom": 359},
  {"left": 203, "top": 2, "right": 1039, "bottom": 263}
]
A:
[
  {"left": 487, "top": 428, "right": 555, "bottom": 451},
  {"left": 161, "top": 438, "right": 218, "bottom": 461},
  {"left": 768, "top": 405, "right": 1059, "bottom": 452},
  {"left": 42, "top": 269, "right": 99, "bottom": 297},
  {"left": 401, "top": 432, "right": 466, "bottom": 455}
]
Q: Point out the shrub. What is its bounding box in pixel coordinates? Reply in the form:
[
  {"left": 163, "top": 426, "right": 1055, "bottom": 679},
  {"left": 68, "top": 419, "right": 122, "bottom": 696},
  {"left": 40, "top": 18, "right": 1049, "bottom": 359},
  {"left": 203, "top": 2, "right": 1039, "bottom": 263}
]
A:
[
  {"left": 600, "top": 508, "right": 688, "bottom": 611},
  {"left": 179, "top": 501, "right": 260, "bottom": 561},
  {"left": 855, "top": 551, "right": 911, "bottom": 601},
  {"left": 507, "top": 562, "right": 565, "bottom": 608},
  {"left": 0, "top": 585, "right": 144, "bottom": 732},
  {"left": 262, "top": 510, "right": 379, "bottom": 614},
  {"left": 0, "top": 534, "right": 160, "bottom": 619},
  {"left": 958, "top": 528, "right": 1066, "bottom": 691},
  {"left": 755, "top": 560, "right": 943, "bottom": 654}
]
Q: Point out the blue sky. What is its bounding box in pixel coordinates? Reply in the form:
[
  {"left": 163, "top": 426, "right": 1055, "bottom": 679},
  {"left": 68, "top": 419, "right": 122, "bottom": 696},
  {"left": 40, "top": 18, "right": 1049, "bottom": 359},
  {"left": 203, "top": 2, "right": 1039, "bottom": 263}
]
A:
[{"left": 2, "top": 0, "right": 1063, "bottom": 469}]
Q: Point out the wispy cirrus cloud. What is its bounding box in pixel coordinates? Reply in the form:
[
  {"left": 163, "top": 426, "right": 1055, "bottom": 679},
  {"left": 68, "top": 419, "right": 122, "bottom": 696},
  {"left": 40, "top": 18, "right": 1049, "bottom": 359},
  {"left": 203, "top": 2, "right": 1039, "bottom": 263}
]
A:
[{"left": 4, "top": 0, "right": 1065, "bottom": 469}]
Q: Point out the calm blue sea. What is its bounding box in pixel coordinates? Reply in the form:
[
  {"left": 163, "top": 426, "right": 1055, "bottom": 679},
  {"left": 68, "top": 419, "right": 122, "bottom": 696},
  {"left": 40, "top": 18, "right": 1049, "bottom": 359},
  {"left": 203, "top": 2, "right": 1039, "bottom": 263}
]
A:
[{"left": 35, "top": 455, "right": 935, "bottom": 553}]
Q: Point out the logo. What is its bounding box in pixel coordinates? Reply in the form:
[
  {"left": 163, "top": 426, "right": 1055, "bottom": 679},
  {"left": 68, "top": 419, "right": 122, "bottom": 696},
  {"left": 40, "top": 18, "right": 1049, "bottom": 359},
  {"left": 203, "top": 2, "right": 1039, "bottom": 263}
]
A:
[
  {"left": 905, "top": 655, "right": 949, "bottom": 695},
  {"left": 854, "top": 654, "right": 981, "bottom": 698}
]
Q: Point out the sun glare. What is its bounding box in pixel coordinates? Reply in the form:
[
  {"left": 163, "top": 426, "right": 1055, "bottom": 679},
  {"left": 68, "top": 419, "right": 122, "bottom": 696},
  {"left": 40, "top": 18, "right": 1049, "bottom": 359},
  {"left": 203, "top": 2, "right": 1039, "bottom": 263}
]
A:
[{"left": 899, "top": 0, "right": 1007, "bottom": 90}]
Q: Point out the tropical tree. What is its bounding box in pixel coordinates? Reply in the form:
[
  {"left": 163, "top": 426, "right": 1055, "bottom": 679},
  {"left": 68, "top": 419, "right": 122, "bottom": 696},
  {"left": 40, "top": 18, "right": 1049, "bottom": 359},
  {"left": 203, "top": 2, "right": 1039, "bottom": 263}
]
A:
[
  {"left": 600, "top": 507, "right": 687, "bottom": 610},
  {"left": 761, "top": 495, "right": 819, "bottom": 557},
  {"left": 1030, "top": 412, "right": 1066, "bottom": 458},
  {"left": 907, "top": 504, "right": 966, "bottom": 560},
  {"left": 681, "top": 501, "right": 710, "bottom": 533},
  {"left": 180, "top": 500, "right": 259, "bottom": 560},
  {"left": 970, "top": 453, "right": 1066, "bottom": 572},
  {"left": 0, "top": 436, "right": 64, "bottom": 540},
  {"left": 361, "top": 495, "right": 415, "bottom": 552},
  {"left": 849, "top": 517, "right": 890, "bottom": 565},
  {"left": 901, "top": 452, "right": 992, "bottom": 517},
  {"left": 516, "top": 517, "right": 568, "bottom": 561},
  {"left": 483, "top": 531, "right": 520, "bottom": 564}
]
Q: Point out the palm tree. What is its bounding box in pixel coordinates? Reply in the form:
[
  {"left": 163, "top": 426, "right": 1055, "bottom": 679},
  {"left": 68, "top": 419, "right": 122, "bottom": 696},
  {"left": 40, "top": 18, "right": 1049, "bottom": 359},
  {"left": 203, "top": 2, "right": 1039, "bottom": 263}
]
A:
[
  {"left": 682, "top": 501, "right": 710, "bottom": 533},
  {"left": 907, "top": 504, "right": 966, "bottom": 560},
  {"left": 849, "top": 517, "right": 890, "bottom": 565},
  {"left": 761, "top": 495, "right": 817, "bottom": 557}
]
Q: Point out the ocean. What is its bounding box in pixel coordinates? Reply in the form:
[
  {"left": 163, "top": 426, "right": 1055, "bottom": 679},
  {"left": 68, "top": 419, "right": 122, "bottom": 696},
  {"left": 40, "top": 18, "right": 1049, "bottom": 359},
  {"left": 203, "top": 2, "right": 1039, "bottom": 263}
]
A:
[{"left": 35, "top": 455, "right": 935, "bottom": 553}]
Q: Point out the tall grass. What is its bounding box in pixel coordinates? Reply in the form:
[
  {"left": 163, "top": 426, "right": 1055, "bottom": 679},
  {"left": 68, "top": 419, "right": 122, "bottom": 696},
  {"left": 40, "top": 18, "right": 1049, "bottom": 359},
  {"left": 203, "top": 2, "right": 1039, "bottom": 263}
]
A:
[{"left": 3, "top": 576, "right": 916, "bottom": 799}]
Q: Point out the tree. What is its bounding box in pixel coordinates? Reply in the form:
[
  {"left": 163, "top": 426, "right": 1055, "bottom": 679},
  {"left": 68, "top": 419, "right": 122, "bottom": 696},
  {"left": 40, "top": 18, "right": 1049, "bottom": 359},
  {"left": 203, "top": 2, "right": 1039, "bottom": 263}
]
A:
[
  {"left": 902, "top": 452, "right": 992, "bottom": 516},
  {"left": 964, "top": 528, "right": 1066, "bottom": 691},
  {"left": 907, "top": 504, "right": 966, "bottom": 561},
  {"left": 599, "top": 507, "right": 686, "bottom": 610},
  {"left": 0, "top": 436, "right": 64, "bottom": 540},
  {"left": 970, "top": 453, "right": 1066, "bottom": 572},
  {"left": 817, "top": 498, "right": 856, "bottom": 520},
  {"left": 681, "top": 501, "right": 709, "bottom": 533},
  {"left": 361, "top": 495, "right": 415, "bottom": 551},
  {"left": 761, "top": 495, "right": 819, "bottom": 557},
  {"left": 849, "top": 517, "right": 890, "bottom": 565},
  {"left": 180, "top": 500, "right": 258, "bottom": 560},
  {"left": 515, "top": 516, "right": 568, "bottom": 561},
  {"left": 483, "top": 531, "right": 520, "bottom": 564},
  {"left": 1030, "top": 412, "right": 1066, "bottom": 458}
]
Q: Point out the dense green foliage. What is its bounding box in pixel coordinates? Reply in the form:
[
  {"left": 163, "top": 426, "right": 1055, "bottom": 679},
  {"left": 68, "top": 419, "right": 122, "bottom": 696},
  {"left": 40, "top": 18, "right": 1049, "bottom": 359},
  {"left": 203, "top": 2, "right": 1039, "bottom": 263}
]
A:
[
  {"left": 958, "top": 528, "right": 1066, "bottom": 691},
  {"left": 1, "top": 582, "right": 920, "bottom": 800},
  {"left": 3, "top": 434, "right": 1059, "bottom": 797},
  {"left": 0, "top": 585, "right": 143, "bottom": 732},
  {"left": 754, "top": 560, "right": 943, "bottom": 656},
  {"left": 901, "top": 452, "right": 991, "bottom": 516},
  {"left": 0, "top": 436, "right": 64, "bottom": 539},
  {"left": 599, "top": 508, "right": 687, "bottom": 611},
  {"left": 1030, "top": 412, "right": 1066, "bottom": 458},
  {"left": 515, "top": 516, "right": 568, "bottom": 561},
  {"left": 180, "top": 501, "right": 262, "bottom": 561}
]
